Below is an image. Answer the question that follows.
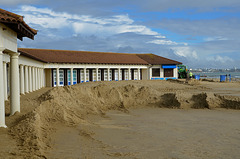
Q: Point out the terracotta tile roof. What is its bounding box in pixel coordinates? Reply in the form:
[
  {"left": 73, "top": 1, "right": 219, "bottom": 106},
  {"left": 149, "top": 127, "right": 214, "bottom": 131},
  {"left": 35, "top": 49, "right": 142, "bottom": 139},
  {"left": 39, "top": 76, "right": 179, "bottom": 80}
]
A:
[
  {"left": 137, "top": 54, "right": 182, "bottom": 65},
  {"left": 18, "top": 48, "right": 149, "bottom": 65},
  {"left": 0, "top": 8, "right": 37, "bottom": 40},
  {"left": 18, "top": 48, "right": 182, "bottom": 65}
]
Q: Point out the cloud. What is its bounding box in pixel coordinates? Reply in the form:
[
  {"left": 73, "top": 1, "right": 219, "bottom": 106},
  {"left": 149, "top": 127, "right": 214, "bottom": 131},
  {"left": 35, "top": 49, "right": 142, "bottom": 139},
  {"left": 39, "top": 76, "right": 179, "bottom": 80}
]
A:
[
  {"left": 207, "top": 55, "right": 234, "bottom": 63},
  {"left": 14, "top": 0, "right": 239, "bottom": 15},
  {"left": 11, "top": 4, "right": 240, "bottom": 69},
  {"left": 147, "top": 39, "right": 177, "bottom": 45},
  {"left": 171, "top": 47, "right": 198, "bottom": 59},
  {"left": 204, "top": 36, "right": 228, "bottom": 42},
  {"left": 135, "top": 0, "right": 240, "bottom": 12},
  {"left": 152, "top": 17, "right": 240, "bottom": 59},
  {"left": 0, "top": 0, "right": 37, "bottom": 6},
  {"left": 16, "top": 5, "right": 160, "bottom": 37},
  {"left": 153, "top": 18, "right": 240, "bottom": 39},
  {"left": 72, "top": 22, "right": 158, "bottom": 36}
]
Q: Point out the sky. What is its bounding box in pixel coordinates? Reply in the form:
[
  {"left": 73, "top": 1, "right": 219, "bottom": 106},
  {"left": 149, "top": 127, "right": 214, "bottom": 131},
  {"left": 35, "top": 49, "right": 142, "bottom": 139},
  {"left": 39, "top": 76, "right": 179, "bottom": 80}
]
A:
[{"left": 1, "top": 0, "right": 240, "bottom": 69}]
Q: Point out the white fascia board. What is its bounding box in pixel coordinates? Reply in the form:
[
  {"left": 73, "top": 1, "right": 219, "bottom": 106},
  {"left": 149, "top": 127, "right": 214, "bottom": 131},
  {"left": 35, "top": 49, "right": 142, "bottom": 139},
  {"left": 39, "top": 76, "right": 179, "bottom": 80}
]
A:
[
  {"left": 151, "top": 65, "right": 162, "bottom": 68},
  {"left": 44, "top": 63, "right": 148, "bottom": 69},
  {"left": 18, "top": 55, "right": 45, "bottom": 68}
]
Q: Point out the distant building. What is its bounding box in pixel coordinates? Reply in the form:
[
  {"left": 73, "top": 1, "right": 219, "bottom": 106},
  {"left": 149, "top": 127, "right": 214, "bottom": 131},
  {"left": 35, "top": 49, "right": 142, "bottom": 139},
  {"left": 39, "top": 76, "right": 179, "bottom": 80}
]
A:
[{"left": 0, "top": 8, "right": 182, "bottom": 127}]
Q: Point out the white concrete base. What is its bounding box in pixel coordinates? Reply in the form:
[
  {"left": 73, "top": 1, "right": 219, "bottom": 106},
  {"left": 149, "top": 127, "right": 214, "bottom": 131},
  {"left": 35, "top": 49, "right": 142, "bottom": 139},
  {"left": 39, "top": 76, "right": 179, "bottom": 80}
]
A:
[{"left": 0, "top": 125, "right": 7, "bottom": 128}]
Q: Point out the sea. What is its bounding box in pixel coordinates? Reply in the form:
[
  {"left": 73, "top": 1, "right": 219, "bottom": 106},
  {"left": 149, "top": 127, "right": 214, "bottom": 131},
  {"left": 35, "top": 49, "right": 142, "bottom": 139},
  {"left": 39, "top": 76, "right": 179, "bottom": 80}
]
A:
[{"left": 193, "top": 71, "right": 240, "bottom": 79}]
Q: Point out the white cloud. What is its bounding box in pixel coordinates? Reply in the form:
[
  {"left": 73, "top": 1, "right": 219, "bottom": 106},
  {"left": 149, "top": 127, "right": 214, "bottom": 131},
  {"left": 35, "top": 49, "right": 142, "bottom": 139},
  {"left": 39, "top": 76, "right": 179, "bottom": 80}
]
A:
[
  {"left": 16, "top": 5, "right": 159, "bottom": 37},
  {"left": 147, "top": 39, "right": 177, "bottom": 45},
  {"left": 204, "top": 36, "right": 229, "bottom": 42},
  {"left": 207, "top": 55, "right": 234, "bottom": 63},
  {"left": 72, "top": 22, "right": 158, "bottom": 36},
  {"left": 155, "top": 35, "right": 166, "bottom": 39},
  {"left": 172, "top": 47, "right": 198, "bottom": 59}
]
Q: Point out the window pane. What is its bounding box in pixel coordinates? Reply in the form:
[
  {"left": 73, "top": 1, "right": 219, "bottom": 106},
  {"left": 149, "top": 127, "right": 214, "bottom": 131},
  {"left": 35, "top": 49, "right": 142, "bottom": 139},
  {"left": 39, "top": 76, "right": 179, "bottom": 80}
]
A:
[{"left": 152, "top": 68, "right": 160, "bottom": 77}]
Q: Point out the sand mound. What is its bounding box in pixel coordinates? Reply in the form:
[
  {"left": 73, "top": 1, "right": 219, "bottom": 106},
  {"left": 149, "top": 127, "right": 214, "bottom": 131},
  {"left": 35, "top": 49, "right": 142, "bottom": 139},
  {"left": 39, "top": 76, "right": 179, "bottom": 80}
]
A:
[
  {"left": 8, "top": 81, "right": 240, "bottom": 158},
  {"left": 191, "top": 93, "right": 209, "bottom": 109},
  {"left": 159, "top": 93, "right": 181, "bottom": 108},
  {"left": 187, "top": 79, "right": 201, "bottom": 85}
]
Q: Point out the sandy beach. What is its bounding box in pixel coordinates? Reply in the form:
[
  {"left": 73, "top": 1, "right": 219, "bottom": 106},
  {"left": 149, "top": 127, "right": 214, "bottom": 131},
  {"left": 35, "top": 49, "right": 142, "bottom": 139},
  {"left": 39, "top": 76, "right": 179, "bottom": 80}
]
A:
[{"left": 0, "top": 79, "right": 240, "bottom": 159}]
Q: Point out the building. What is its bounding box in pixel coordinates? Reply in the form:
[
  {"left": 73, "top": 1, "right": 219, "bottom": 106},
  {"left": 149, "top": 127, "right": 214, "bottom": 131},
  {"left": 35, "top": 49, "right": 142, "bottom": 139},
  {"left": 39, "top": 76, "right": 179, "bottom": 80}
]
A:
[
  {"left": 0, "top": 8, "right": 181, "bottom": 127},
  {"left": 18, "top": 48, "right": 182, "bottom": 87},
  {"left": 0, "top": 8, "right": 37, "bottom": 127}
]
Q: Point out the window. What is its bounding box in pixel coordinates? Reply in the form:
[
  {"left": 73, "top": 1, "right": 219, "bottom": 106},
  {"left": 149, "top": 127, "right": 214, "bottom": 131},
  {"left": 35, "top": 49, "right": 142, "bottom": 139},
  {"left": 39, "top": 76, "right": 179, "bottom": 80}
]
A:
[
  {"left": 152, "top": 68, "right": 160, "bottom": 77},
  {"left": 164, "top": 69, "right": 173, "bottom": 77}
]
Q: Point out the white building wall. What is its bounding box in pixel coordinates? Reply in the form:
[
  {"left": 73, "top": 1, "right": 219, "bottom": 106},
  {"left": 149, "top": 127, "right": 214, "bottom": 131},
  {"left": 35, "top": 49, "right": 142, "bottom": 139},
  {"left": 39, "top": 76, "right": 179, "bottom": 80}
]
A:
[
  {"left": 19, "top": 56, "right": 44, "bottom": 68},
  {"left": 0, "top": 24, "right": 17, "bottom": 53},
  {"left": 160, "top": 67, "right": 164, "bottom": 78},
  {"left": 174, "top": 68, "right": 178, "bottom": 78}
]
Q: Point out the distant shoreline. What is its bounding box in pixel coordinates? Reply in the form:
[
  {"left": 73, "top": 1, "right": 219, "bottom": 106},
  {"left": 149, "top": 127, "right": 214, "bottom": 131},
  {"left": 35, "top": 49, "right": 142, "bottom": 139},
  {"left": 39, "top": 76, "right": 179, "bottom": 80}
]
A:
[{"left": 192, "top": 71, "right": 240, "bottom": 79}]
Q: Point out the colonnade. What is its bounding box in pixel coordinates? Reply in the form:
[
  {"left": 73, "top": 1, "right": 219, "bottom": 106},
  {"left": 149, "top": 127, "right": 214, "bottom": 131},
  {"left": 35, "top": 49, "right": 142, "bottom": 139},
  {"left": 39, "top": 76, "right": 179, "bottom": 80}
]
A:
[
  {"left": 19, "top": 65, "right": 45, "bottom": 95},
  {"left": 0, "top": 49, "right": 45, "bottom": 127}
]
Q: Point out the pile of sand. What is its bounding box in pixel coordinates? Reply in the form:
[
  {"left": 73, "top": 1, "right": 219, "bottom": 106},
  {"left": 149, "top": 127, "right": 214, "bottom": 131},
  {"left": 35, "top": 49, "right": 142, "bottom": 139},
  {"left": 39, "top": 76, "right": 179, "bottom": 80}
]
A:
[{"left": 8, "top": 80, "right": 240, "bottom": 158}]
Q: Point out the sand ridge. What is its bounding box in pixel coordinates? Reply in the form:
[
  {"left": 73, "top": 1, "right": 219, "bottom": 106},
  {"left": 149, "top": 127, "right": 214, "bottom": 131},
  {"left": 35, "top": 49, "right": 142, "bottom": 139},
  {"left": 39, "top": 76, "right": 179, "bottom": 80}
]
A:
[{"left": 2, "top": 80, "right": 240, "bottom": 158}]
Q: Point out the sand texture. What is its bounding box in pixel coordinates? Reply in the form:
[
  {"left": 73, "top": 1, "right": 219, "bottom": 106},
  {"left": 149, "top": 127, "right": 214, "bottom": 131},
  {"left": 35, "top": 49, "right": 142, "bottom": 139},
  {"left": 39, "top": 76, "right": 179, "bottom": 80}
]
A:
[{"left": 0, "top": 80, "right": 240, "bottom": 158}]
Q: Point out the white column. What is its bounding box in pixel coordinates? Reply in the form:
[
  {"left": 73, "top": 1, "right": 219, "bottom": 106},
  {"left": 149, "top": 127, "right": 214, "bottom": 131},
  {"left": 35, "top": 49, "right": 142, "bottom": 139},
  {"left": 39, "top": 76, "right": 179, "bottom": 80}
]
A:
[
  {"left": 39, "top": 68, "right": 43, "bottom": 88},
  {"left": 107, "top": 68, "right": 110, "bottom": 81},
  {"left": 149, "top": 67, "right": 152, "bottom": 80},
  {"left": 35, "top": 68, "right": 38, "bottom": 90},
  {"left": 7, "top": 64, "right": 10, "bottom": 97},
  {"left": 160, "top": 68, "right": 164, "bottom": 78},
  {"left": 84, "top": 68, "right": 86, "bottom": 82},
  {"left": 3, "top": 62, "right": 8, "bottom": 100},
  {"left": 138, "top": 68, "right": 141, "bottom": 80},
  {"left": 42, "top": 69, "right": 45, "bottom": 87},
  {"left": 39, "top": 68, "right": 41, "bottom": 89},
  {"left": 36, "top": 68, "right": 38, "bottom": 90},
  {"left": 20, "top": 65, "right": 25, "bottom": 95},
  {"left": 70, "top": 68, "right": 73, "bottom": 85},
  {"left": 41, "top": 68, "right": 44, "bottom": 88},
  {"left": 0, "top": 50, "right": 7, "bottom": 127},
  {"left": 128, "top": 68, "right": 131, "bottom": 80},
  {"left": 56, "top": 68, "right": 60, "bottom": 87},
  {"left": 29, "top": 67, "right": 32, "bottom": 92},
  {"left": 39, "top": 68, "right": 42, "bottom": 88},
  {"left": 32, "top": 67, "right": 36, "bottom": 91},
  {"left": 96, "top": 68, "right": 98, "bottom": 81},
  {"left": 38, "top": 68, "right": 41, "bottom": 88},
  {"left": 118, "top": 68, "right": 121, "bottom": 81},
  {"left": 24, "top": 66, "right": 29, "bottom": 93},
  {"left": 9, "top": 52, "right": 20, "bottom": 115}
]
